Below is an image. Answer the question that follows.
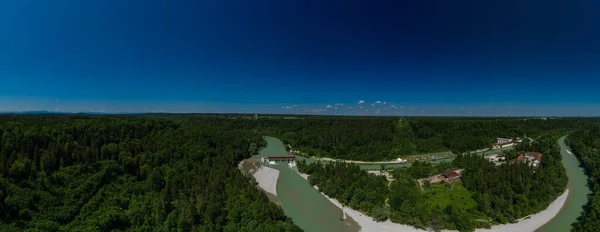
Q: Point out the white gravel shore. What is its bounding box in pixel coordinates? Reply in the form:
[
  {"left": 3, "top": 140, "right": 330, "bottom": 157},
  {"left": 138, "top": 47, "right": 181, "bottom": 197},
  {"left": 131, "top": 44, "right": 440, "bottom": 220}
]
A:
[
  {"left": 477, "top": 189, "right": 568, "bottom": 232},
  {"left": 298, "top": 171, "right": 569, "bottom": 232},
  {"left": 253, "top": 166, "right": 279, "bottom": 196}
]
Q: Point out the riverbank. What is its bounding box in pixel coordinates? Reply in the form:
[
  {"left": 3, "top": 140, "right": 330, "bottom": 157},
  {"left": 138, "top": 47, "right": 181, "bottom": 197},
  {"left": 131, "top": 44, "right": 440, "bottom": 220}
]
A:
[
  {"left": 253, "top": 166, "right": 279, "bottom": 196},
  {"left": 297, "top": 170, "right": 569, "bottom": 232},
  {"left": 297, "top": 172, "right": 423, "bottom": 231},
  {"left": 480, "top": 189, "right": 568, "bottom": 232},
  {"left": 536, "top": 136, "right": 591, "bottom": 232}
]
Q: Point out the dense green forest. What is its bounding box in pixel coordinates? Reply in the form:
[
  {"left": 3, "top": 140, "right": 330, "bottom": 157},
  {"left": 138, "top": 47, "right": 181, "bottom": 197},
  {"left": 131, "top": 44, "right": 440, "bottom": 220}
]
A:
[
  {"left": 223, "top": 116, "right": 587, "bottom": 160},
  {"left": 298, "top": 162, "right": 390, "bottom": 221},
  {"left": 567, "top": 127, "right": 600, "bottom": 231},
  {"left": 457, "top": 134, "right": 567, "bottom": 224},
  {"left": 0, "top": 114, "right": 592, "bottom": 231},
  {"left": 298, "top": 134, "right": 568, "bottom": 231},
  {"left": 0, "top": 115, "right": 300, "bottom": 231}
]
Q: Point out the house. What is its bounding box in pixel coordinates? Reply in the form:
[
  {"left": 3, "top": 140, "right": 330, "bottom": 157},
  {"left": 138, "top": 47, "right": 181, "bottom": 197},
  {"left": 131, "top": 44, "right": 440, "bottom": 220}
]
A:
[
  {"left": 525, "top": 152, "right": 543, "bottom": 167},
  {"left": 488, "top": 154, "right": 506, "bottom": 162},
  {"left": 510, "top": 152, "right": 543, "bottom": 167},
  {"left": 493, "top": 141, "right": 517, "bottom": 149},
  {"left": 418, "top": 169, "right": 464, "bottom": 185},
  {"left": 497, "top": 154, "right": 506, "bottom": 160},
  {"left": 525, "top": 152, "right": 543, "bottom": 158},
  {"left": 497, "top": 138, "right": 512, "bottom": 144},
  {"left": 510, "top": 155, "right": 527, "bottom": 164},
  {"left": 492, "top": 138, "right": 521, "bottom": 149},
  {"left": 443, "top": 171, "right": 461, "bottom": 182}
]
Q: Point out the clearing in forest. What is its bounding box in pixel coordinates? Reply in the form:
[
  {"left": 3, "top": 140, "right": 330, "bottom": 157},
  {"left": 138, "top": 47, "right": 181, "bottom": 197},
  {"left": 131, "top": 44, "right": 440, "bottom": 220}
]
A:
[{"left": 423, "top": 182, "right": 477, "bottom": 211}]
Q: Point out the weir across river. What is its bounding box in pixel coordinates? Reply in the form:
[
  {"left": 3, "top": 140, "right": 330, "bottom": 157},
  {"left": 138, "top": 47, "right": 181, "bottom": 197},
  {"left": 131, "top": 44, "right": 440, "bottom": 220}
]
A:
[{"left": 263, "top": 156, "right": 295, "bottom": 163}]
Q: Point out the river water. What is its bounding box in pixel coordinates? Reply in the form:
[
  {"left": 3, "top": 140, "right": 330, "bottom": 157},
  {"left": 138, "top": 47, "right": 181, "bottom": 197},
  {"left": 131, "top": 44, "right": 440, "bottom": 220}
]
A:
[
  {"left": 257, "top": 136, "right": 589, "bottom": 232},
  {"left": 257, "top": 137, "right": 358, "bottom": 232},
  {"left": 537, "top": 136, "right": 591, "bottom": 232}
]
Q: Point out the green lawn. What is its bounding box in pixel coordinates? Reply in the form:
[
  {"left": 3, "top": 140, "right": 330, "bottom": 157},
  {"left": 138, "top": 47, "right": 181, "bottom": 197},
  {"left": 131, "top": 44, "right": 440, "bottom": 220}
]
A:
[{"left": 423, "top": 181, "right": 477, "bottom": 211}]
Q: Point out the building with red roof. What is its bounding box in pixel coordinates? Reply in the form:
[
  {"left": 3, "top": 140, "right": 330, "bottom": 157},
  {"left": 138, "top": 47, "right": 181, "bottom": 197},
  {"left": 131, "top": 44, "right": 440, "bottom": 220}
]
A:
[
  {"left": 443, "top": 171, "right": 461, "bottom": 181},
  {"left": 511, "top": 152, "right": 543, "bottom": 167}
]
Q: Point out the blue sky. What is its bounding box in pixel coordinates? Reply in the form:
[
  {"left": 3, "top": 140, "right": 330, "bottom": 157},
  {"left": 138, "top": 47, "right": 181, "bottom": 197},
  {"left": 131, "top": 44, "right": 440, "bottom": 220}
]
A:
[{"left": 1, "top": 0, "right": 599, "bottom": 116}]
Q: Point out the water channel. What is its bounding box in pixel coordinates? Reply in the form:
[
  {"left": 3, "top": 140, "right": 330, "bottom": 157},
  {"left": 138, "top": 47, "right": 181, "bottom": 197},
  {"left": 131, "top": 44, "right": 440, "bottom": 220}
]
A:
[
  {"left": 295, "top": 146, "right": 514, "bottom": 170},
  {"left": 257, "top": 135, "right": 590, "bottom": 232}
]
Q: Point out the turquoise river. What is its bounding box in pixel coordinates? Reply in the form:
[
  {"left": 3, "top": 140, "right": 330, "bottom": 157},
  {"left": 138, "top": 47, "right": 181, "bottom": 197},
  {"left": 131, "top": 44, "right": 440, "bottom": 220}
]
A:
[{"left": 255, "top": 136, "right": 590, "bottom": 232}]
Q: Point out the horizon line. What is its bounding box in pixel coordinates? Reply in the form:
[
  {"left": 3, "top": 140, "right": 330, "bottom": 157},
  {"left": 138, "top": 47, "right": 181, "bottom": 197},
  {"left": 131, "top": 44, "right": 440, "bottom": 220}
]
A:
[{"left": 0, "top": 110, "right": 596, "bottom": 118}]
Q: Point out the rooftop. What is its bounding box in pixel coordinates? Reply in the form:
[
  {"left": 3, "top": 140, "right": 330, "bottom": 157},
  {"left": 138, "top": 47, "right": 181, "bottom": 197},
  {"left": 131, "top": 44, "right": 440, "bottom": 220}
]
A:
[
  {"left": 443, "top": 171, "right": 461, "bottom": 179},
  {"left": 525, "top": 152, "right": 543, "bottom": 161},
  {"left": 511, "top": 156, "right": 527, "bottom": 163}
]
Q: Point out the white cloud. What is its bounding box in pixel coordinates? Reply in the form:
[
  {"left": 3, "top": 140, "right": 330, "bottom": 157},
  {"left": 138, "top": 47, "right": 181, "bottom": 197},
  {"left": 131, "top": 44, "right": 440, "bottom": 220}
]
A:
[
  {"left": 371, "top": 104, "right": 375, "bottom": 106},
  {"left": 391, "top": 105, "right": 397, "bottom": 109},
  {"left": 326, "top": 105, "right": 333, "bottom": 109},
  {"left": 335, "top": 103, "right": 343, "bottom": 106},
  {"left": 400, "top": 106, "right": 404, "bottom": 109},
  {"left": 374, "top": 100, "right": 382, "bottom": 104},
  {"left": 383, "top": 101, "right": 387, "bottom": 104},
  {"left": 358, "top": 100, "right": 365, "bottom": 104},
  {"left": 375, "top": 109, "right": 381, "bottom": 114},
  {"left": 282, "top": 106, "right": 293, "bottom": 109},
  {"left": 348, "top": 106, "right": 354, "bottom": 109}
]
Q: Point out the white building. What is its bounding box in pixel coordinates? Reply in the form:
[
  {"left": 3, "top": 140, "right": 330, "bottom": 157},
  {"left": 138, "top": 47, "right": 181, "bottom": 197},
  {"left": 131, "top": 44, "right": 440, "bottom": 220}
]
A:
[
  {"left": 488, "top": 154, "right": 504, "bottom": 161},
  {"left": 493, "top": 137, "right": 520, "bottom": 149},
  {"left": 497, "top": 138, "right": 512, "bottom": 144},
  {"left": 396, "top": 158, "right": 407, "bottom": 163}
]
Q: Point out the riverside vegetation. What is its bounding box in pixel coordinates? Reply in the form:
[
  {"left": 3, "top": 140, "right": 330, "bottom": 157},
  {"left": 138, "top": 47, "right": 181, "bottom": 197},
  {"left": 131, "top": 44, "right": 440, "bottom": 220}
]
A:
[
  {"left": 0, "top": 114, "right": 594, "bottom": 231},
  {"left": 567, "top": 125, "right": 600, "bottom": 231},
  {"left": 298, "top": 133, "right": 569, "bottom": 231}
]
